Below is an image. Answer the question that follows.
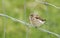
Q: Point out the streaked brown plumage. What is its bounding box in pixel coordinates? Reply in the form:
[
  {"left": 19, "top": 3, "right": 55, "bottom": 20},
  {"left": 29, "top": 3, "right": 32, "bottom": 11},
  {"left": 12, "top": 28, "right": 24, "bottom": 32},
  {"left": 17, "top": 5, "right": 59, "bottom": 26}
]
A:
[{"left": 29, "top": 13, "right": 46, "bottom": 28}]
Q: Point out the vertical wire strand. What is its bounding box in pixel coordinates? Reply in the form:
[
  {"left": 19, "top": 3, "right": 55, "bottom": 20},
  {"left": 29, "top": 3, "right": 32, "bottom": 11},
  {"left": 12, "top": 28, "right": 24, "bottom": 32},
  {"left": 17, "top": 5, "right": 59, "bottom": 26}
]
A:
[
  {"left": 44, "top": 0, "right": 50, "bottom": 38},
  {"left": 45, "top": 1, "right": 49, "bottom": 18},
  {"left": 36, "top": 0, "right": 60, "bottom": 38},
  {"left": 41, "top": 0, "right": 60, "bottom": 38},
  {"left": 2, "top": 0, "right": 7, "bottom": 38},
  {"left": 24, "top": 0, "right": 29, "bottom": 38},
  {"left": 44, "top": 0, "right": 49, "bottom": 26},
  {"left": 45, "top": 2, "right": 50, "bottom": 27},
  {"left": 44, "top": 1, "right": 59, "bottom": 38},
  {"left": 39, "top": 0, "right": 50, "bottom": 37}
]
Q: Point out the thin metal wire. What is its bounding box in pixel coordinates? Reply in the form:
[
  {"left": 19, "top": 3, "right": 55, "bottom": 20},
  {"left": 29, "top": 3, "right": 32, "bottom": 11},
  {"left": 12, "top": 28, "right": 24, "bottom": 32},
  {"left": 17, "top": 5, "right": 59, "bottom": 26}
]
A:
[
  {"left": 44, "top": 0, "right": 50, "bottom": 27},
  {"left": 1, "top": 0, "right": 59, "bottom": 38},
  {"left": 36, "top": 0, "right": 60, "bottom": 9},
  {"left": 38, "top": 28, "right": 60, "bottom": 38},
  {"left": 41, "top": 0, "right": 60, "bottom": 38},
  {"left": 2, "top": 0, "right": 7, "bottom": 38},
  {"left": 42, "top": 0, "right": 51, "bottom": 38},
  {"left": 24, "top": 0, "right": 26, "bottom": 22},
  {"left": 24, "top": 0, "right": 29, "bottom": 38},
  {"left": 0, "top": 14, "right": 60, "bottom": 38}
]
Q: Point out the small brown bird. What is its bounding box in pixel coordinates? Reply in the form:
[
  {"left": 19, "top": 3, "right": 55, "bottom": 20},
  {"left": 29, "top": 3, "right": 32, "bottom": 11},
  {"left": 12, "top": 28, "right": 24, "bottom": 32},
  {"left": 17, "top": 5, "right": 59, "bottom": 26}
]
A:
[{"left": 29, "top": 12, "right": 46, "bottom": 28}]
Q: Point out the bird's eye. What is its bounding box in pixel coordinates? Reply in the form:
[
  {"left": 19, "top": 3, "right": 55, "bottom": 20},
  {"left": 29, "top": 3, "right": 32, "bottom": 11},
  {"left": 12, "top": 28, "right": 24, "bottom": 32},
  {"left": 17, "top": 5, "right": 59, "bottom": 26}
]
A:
[
  {"left": 30, "top": 14, "right": 33, "bottom": 17},
  {"left": 35, "top": 17, "right": 39, "bottom": 19}
]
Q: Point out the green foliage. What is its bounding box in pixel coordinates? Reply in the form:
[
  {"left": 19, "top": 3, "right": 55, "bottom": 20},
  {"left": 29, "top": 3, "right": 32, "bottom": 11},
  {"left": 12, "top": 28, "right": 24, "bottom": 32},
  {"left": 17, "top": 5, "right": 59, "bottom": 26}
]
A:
[{"left": 0, "top": 0, "right": 60, "bottom": 38}]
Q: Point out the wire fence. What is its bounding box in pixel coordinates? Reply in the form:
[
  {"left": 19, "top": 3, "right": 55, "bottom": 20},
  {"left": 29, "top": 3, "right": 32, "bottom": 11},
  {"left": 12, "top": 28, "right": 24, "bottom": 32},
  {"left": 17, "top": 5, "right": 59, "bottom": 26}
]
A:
[
  {"left": 2, "top": 0, "right": 6, "bottom": 38},
  {"left": 0, "top": 0, "right": 60, "bottom": 38},
  {"left": 0, "top": 13, "right": 60, "bottom": 38}
]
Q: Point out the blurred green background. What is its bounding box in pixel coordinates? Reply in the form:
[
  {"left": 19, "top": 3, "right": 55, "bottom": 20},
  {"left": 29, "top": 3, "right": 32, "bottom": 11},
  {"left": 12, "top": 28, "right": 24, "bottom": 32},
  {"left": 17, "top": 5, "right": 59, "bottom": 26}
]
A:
[{"left": 0, "top": 0, "right": 60, "bottom": 38}]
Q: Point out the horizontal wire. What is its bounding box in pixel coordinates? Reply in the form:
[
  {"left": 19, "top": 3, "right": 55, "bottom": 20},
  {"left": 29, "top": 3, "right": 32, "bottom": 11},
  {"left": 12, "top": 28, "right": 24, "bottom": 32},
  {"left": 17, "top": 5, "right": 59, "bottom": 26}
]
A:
[
  {"left": 35, "top": 0, "right": 60, "bottom": 9},
  {"left": 0, "top": 13, "right": 60, "bottom": 38}
]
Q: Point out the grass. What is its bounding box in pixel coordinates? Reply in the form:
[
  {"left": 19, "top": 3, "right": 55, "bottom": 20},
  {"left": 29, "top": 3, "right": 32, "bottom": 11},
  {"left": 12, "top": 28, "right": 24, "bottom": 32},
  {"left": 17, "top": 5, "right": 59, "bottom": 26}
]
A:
[{"left": 0, "top": 0, "right": 60, "bottom": 38}]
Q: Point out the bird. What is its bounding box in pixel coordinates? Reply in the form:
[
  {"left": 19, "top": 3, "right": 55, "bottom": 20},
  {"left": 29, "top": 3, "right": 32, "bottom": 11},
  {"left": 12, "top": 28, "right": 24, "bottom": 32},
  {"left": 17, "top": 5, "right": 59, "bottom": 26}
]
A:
[{"left": 29, "top": 12, "right": 46, "bottom": 28}]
